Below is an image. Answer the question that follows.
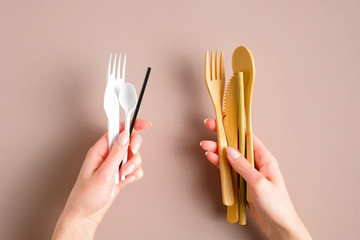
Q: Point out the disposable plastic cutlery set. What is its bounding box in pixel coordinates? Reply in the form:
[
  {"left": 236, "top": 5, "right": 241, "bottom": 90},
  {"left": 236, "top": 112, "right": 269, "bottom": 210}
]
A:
[
  {"left": 204, "top": 46, "right": 255, "bottom": 225},
  {"left": 104, "top": 53, "right": 151, "bottom": 184}
]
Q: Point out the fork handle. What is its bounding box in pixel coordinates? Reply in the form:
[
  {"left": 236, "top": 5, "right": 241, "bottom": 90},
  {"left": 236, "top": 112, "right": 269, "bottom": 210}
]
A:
[
  {"left": 215, "top": 111, "right": 234, "bottom": 206},
  {"left": 109, "top": 98, "right": 121, "bottom": 184},
  {"left": 108, "top": 117, "right": 116, "bottom": 150}
]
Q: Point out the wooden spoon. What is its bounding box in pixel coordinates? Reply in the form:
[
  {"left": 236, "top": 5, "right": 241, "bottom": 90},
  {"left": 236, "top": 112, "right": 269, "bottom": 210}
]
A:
[{"left": 232, "top": 46, "right": 255, "bottom": 203}]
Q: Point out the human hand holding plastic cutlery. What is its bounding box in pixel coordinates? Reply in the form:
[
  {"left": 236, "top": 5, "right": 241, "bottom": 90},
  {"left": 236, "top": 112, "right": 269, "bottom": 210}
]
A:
[
  {"left": 52, "top": 53, "right": 152, "bottom": 240},
  {"left": 104, "top": 53, "right": 150, "bottom": 184}
]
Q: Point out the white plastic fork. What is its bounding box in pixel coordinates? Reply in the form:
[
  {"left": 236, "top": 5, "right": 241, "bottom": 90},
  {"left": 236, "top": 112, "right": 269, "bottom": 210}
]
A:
[{"left": 104, "top": 53, "right": 127, "bottom": 184}]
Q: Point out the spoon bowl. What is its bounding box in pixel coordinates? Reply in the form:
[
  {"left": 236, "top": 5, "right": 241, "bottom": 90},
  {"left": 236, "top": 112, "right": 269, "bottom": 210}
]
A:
[{"left": 119, "top": 83, "right": 137, "bottom": 114}]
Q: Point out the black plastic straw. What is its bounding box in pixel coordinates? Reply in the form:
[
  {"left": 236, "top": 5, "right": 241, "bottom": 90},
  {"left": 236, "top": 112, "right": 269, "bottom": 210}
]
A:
[{"left": 130, "top": 67, "right": 151, "bottom": 134}]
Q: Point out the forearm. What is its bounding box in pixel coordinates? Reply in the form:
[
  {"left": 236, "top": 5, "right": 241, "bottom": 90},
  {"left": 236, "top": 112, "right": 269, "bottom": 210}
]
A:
[{"left": 51, "top": 212, "right": 98, "bottom": 240}]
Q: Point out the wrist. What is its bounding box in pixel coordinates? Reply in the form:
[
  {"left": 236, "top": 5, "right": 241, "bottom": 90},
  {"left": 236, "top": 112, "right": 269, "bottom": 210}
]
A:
[
  {"left": 52, "top": 210, "right": 98, "bottom": 240},
  {"left": 285, "top": 218, "right": 312, "bottom": 240},
  {"left": 269, "top": 215, "right": 312, "bottom": 240}
]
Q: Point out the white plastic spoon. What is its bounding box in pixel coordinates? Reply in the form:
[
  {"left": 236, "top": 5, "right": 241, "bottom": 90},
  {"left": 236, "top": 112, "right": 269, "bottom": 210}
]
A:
[{"left": 118, "top": 83, "right": 138, "bottom": 182}]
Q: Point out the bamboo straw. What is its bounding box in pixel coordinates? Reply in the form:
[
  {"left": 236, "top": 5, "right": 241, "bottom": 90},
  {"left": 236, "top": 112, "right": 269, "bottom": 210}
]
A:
[{"left": 237, "top": 72, "right": 247, "bottom": 225}]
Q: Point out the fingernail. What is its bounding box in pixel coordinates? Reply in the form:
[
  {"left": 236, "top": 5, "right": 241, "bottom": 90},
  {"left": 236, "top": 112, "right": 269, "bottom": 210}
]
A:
[
  {"left": 205, "top": 151, "right": 208, "bottom": 156},
  {"left": 200, "top": 141, "right": 204, "bottom": 147},
  {"left": 123, "top": 164, "right": 135, "bottom": 176},
  {"left": 115, "top": 172, "right": 119, "bottom": 184},
  {"left": 226, "top": 147, "right": 240, "bottom": 160},
  {"left": 132, "top": 142, "right": 140, "bottom": 155},
  {"left": 146, "top": 120, "right": 153, "bottom": 127},
  {"left": 111, "top": 186, "right": 115, "bottom": 197},
  {"left": 126, "top": 175, "right": 136, "bottom": 183},
  {"left": 117, "top": 130, "right": 129, "bottom": 145},
  {"left": 204, "top": 118, "right": 210, "bottom": 124}
]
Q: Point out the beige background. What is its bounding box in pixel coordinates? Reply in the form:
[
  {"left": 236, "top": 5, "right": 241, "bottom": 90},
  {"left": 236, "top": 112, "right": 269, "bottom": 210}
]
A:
[{"left": 1, "top": 0, "right": 359, "bottom": 239}]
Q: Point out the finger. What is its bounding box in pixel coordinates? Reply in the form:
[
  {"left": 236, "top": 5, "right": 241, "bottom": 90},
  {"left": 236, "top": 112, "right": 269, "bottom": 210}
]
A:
[
  {"left": 253, "top": 134, "right": 283, "bottom": 183},
  {"left": 252, "top": 134, "right": 275, "bottom": 169},
  {"left": 200, "top": 140, "right": 218, "bottom": 153},
  {"left": 226, "top": 147, "right": 265, "bottom": 186},
  {"left": 205, "top": 151, "right": 219, "bottom": 168},
  {"left": 82, "top": 132, "right": 109, "bottom": 174},
  {"left": 129, "top": 131, "right": 143, "bottom": 155},
  {"left": 124, "top": 167, "right": 144, "bottom": 184},
  {"left": 121, "top": 152, "right": 142, "bottom": 176},
  {"left": 97, "top": 130, "right": 129, "bottom": 178},
  {"left": 120, "top": 119, "right": 152, "bottom": 132},
  {"left": 204, "top": 118, "right": 217, "bottom": 132},
  {"left": 113, "top": 166, "right": 144, "bottom": 192}
]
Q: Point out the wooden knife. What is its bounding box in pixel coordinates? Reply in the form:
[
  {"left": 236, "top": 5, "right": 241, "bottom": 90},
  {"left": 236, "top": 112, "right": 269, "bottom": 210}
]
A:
[{"left": 223, "top": 74, "right": 239, "bottom": 223}]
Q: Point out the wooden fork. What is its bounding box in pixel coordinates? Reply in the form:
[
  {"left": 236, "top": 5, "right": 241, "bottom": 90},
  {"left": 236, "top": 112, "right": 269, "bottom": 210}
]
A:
[{"left": 205, "top": 50, "right": 234, "bottom": 206}]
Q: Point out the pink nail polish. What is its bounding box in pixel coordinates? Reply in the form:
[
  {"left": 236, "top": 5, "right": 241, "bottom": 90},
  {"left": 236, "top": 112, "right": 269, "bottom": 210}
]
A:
[
  {"left": 132, "top": 142, "right": 140, "bottom": 154},
  {"left": 123, "top": 164, "right": 135, "bottom": 176},
  {"left": 126, "top": 175, "right": 136, "bottom": 183},
  {"left": 117, "top": 130, "right": 129, "bottom": 145},
  {"left": 227, "top": 147, "right": 240, "bottom": 160}
]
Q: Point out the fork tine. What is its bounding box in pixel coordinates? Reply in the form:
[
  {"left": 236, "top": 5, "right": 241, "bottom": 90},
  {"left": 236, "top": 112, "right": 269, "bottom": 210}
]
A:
[
  {"left": 205, "top": 51, "right": 210, "bottom": 81},
  {"left": 107, "top": 53, "right": 112, "bottom": 82},
  {"left": 211, "top": 51, "right": 215, "bottom": 80},
  {"left": 216, "top": 50, "right": 220, "bottom": 80},
  {"left": 116, "top": 53, "right": 121, "bottom": 79},
  {"left": 122, "top": 54, "right": 127, "bottom": 79},
  {"left": 220, "top": 51, "right": 225, "bottom": 80},
  {"left": 112, "top": 53, "right": 117, "bottom": 76}
]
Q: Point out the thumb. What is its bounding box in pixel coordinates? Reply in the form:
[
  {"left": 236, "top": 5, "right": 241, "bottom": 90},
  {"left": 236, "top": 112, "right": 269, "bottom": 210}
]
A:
[
  {"left": 226, "top": 147, "right": 264, "bottom": 185},
  {"left": 98, "top": 130, "right": 129, "bottom": 178}
]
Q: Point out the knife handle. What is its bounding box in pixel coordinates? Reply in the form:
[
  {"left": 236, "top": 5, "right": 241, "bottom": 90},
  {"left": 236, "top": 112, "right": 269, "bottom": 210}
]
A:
[{"left": 215, "top": 110, "right": 234, "bottom": 206}]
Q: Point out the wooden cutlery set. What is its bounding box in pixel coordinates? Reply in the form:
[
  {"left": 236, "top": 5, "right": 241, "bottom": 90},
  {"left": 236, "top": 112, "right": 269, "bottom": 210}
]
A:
[{"left": 204, "top": 46, "right": 255, "bottom": 224}]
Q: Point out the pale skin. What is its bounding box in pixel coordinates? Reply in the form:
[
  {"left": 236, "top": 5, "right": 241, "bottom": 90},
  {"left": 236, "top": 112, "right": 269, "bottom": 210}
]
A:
[
  {"left": 52, "top": 118, "right": 312, "bottom": 240},
  {"left": 201, "top": 118, "right": 312, "bottom": 240},
  {"left": 52, "top": 119, "right": 151, "bottom": 240}
]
